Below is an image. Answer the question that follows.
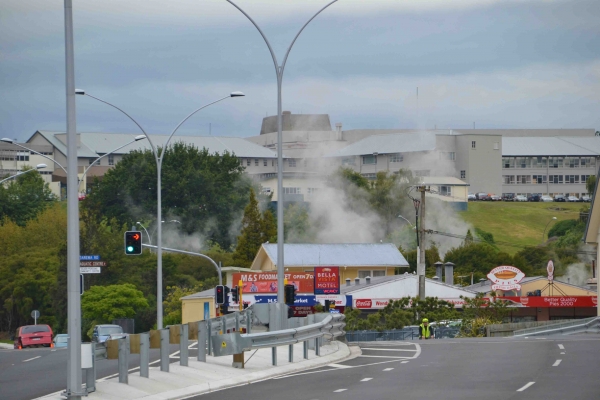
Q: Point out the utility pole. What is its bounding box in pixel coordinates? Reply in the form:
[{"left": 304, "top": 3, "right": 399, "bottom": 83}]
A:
[{"left": 418, "top": 187, "right": 426, "bottom": 300}]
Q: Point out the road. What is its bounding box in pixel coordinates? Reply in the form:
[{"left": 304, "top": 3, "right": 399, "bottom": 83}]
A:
[
  {"left": 188, "top": 336, "right": 600, "bottom": 400},
  {"left": 0, "top": 343, "right": 183, "bottom": 400}
]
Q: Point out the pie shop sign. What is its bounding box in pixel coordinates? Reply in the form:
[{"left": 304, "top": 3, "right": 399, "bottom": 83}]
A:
[
  {"left": 314, "top": 266, "right": 340, "bottom": 295},
  {"left": 487, "top": 266, "right": 526, "bottom": 291}
]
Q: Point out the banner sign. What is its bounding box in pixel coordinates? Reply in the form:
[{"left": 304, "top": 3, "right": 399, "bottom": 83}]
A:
[
  {"left": 353, "top": 297, "right": 468, "bottom": 309},
  {"left": 80, "top": 255, "right": 100, "bottom": 261},
  {"left": 315, "top": 294, "right": 349, "bottom": 306},
  {"left": 80, "top": 261, "right": 107, "bottom": 267},
  {"left": 504, "top": 296, "right": 597, "bottom": 308},
  {"left": 487, "top": 266, "right": 526, "bottom": 291},
  {"left": 314, "top": 266, "right": 340, "bottom": 295},
  {"left": 233, "top": 272, "right": 314, "bottom": 294}
]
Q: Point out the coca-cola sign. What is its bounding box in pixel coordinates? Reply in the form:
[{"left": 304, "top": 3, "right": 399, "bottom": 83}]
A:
[{"left": 355, "top": 299, "right": 372, "bottom": 309}]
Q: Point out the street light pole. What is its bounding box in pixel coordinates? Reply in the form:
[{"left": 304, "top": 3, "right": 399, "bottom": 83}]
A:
[
  {"left": 226, "top": 0, "right": 338, "bottom": 329},
  {"left": 542, "top": 217, "right": 557, "bottom": 243},
  {"left": 136, "top": 222, "right": 152, "bottom": 246},
  {"left": 0, "top": 164, "right": 47, "bottom": 185},
  {"left": 78, "top": 91, "right": 244, "bottom": 329}
]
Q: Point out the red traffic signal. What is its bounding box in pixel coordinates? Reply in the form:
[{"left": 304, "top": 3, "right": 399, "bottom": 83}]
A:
[
  {"left": 124, "top": 231, "right": 142, "bottom": 255},
  {"left": 215, "top": 285, "right": 225, "bottom": 304}
]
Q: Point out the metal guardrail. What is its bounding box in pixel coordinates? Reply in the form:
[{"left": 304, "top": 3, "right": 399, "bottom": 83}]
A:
[
  {"left": 346, "top": 327, "right": 459, "bottom": 342},
  {"left": 513, "top": 317, "right": 600, "bottom": 337}
]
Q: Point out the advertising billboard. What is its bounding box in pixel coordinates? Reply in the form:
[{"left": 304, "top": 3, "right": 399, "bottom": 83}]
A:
[
  {"left": 487, "top": 266, "right": 526, "bottom": 291},
  {"left": 314, "top": 266, "right": 340, "bottom": 295},
  {"left": 233, "top": 272, "right": 314, "bottom": 294}
]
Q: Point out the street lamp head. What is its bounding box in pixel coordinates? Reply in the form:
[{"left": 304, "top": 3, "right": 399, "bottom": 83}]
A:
[
  {"left": 134, "top": 135, "right": 146, "bottom": 141},
  {"left": 552, "top": 217, "right": 557, "bottom": 220},
  {"left": 230, "top": 91, "right": 245, "bottom": 98},
  {"left": 36, "top": 164, "right": 47, "bottom": 169},
  {"left": 136, "top": 221, "right": 142, "bottom": 225},
  {"left": 1, "top": 138, "right": 15, "bottom": 144},
  {"left": 75, "top": 89, "right": 85, "bottom": 95}
]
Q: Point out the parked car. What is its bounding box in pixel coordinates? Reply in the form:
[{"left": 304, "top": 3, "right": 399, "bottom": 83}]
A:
[
  {"left": 467, "top": 193, "right": 476, "bottom": 201},
  {"left": 527, "top": 194, "right": 542, "bottom": 202},
  {"left": 53, "top": 334, "right": 69, "bottom": 348},
  {"left": 502, "top": 193, "right": 515, "bottom": 201},
  {"left": 476, "top": 192, "right": 490, "bottom": 201},
  {"left": 582, "top": 195, "right": 591, "bottom": 202},
  {"left": 541, "top": 195, "right": 554, "bottom": 202},
  {"left": 567, "top": 195, "right": 580, "bottom": 202},
  {"left": 515, "top": 195, "right": 528, "bottom": 202},
  {"left": 91, "top": 324, "right": 126, "bottom": 344},
  {"left": 553, "top": 194, "right": 566, "bottom": 202},
  {"left": 14, "top": 324, "right": 53, "bottom": 349},
  {"left": 490, "top": 194, "right": 501, "bottom": 201}
]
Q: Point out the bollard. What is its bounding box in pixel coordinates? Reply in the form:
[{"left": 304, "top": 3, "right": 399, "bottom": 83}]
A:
[
  {"left": 272, "top": 347, "right": 277, "bottom": 366},
  {"left": 85, "top": 343, "right": 96, "bottom": 393},
  {"left": 315, "top": 336, "right": 321, "bottom": 356},
  {"left": 289, "top": 344, "right": 293, "bottom": 363},
  {"left": 140, "top": 333, "right": 149, "bottom": 378},
  {"left": 303, "top": 340, "right": 308, "bottom": 359},
  {"left": 160, "top": 329, "right": 169, "bottom": 372},
  {"left": 198, "top": 321, "right": 207, "bottom": 362},
  {"left": 180, "top": 324, "right": 189, "bottom": 367},
  {"left": 207, "top": 320, "right": 213, "bottom": 356},
  {"left": 118, "top": 336, "right": 130, "bottom": 384}
]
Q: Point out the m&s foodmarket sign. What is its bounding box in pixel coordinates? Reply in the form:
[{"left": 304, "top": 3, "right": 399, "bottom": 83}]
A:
[{"left": 314, "top": 266, "right": 340, "bottom": 295}]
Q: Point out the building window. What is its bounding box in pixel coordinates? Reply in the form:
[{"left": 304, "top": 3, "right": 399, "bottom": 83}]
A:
[
  {"left": 565, "top": 175, "right": 579, "bottom": 184},
  {"left": 515, "top": 157, "right": 530, "bottom": 169},
  {"left": 460, "top": 170, "right": 466, "bottom": 179},
  {"left": 289, "top": 159, "right": 296, "bottom": 167},
  {"left": 89, "top": 158, "right": 95, "bottom": 166},
  {"left": 373, "top": 270, "right": 385, "bottom": 277},
  {"left": 442, "top": 152, "right": 455, "bottom": 161},
  {"left": 342, "top": 157, "right": 356, "bottom": 166},
  {"left": 503, "top": 175, "right": 515, "bottom": 184},
  {"left": 530, "top": 157, "right": 547, "bottom": 168},
  {"left": 532, "top": 175, "right": 547, "bottom": 184},
  {"left": 582, "top": 175, "right": 591, "bottom": 184},
  {"left": 358, "top": 271, "right": 371, "bottom": 279},
  {"left": 254, "top": 158, "right": 258, "bottom": 166},
  {"left": 361, "top": 173, "right": 377, "bottom": 179},
  {"left": 283, "top": 187, "right": 301, "bottom": 194},
  {"left": 549, "top": 157, "right": 564, "bottom": 168},
  {"left": 471, "top": 141, "right": 476, "bottom": 149},
  {"left": 581, "top": 157, "right": 596, "bottom": 168},
  {"left": 390, "top": 153, "right": 403, "bottom": 163},
  {"left": 262, "top": 187, "right": 272, "bottom": 194},
  {"left": 516, "top": 175, "right": 531, "bottom": 184},
  {"left": 108, "top": 154, "right": 114, "bottom": 166},
  {"left": 246, "top": 159, "right": 251, "bottom": 167},
  {"left": 263, "top": 159, "right": 267, "bottom": 166},
  {"left": 362, "top": 155, "right": 377, "bottom": 165},
  {"left": 549, "top": 175, "right": 563, "bottom": 184},
  {"left": 16, "top": 152, "right": 30, "bottom": 161},
  {"left": 439, "top": 186, "right": 452, "bottom": 196},
  {"left": 308, "top": 188, "right": 318, "bottom": 194},
  {"left": 502, "top": 157, "right": 515, "bottom": 169}
]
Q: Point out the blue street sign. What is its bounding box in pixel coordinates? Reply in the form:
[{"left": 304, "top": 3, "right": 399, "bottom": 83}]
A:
[
  {"left": 80, "top": 255, "right": 100, "bottom": 261},
  {"left": 329, "top": 309, "right": 340, "bottom": 313}
]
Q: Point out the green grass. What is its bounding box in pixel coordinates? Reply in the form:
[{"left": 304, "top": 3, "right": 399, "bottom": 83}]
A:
[
  {"left": 458, "top": 202, "right": 585, "bottom": 254},
  {"left": 0, "top": 339, "right": 12, "bottom": 344}
]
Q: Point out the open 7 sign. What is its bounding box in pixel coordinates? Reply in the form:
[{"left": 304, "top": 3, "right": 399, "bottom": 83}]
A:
[{"left": 314, "top": 266, "right": 340, "bottom": 295}]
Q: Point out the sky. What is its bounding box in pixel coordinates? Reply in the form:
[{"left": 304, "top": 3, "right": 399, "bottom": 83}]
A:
[{"left": 1, "top": 0, "right": 599, "bottom": 141}]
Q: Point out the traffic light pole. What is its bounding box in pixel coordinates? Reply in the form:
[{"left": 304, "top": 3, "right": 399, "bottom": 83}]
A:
[{"left": 142, "top": 244, "right": 222, "bottom": 285}]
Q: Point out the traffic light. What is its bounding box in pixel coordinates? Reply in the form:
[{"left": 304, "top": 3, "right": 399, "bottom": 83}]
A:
[
  {"left": 215, "top": 285, "right": 225, "bottom": 304},
  {"left": 287, "top": 306, "right": 294, "bottom": 319},
  {"left": 124, "top": 231, "right": 142, "bottom": 255},
  {"left": 284, "top": 284, "right": 296, "bottom": 305},
  {"left": 219, "top": 304, "right": 231, "bottom": 315},
  {"left": 231, "top": 287, "right": 239, "bottom": 303}
]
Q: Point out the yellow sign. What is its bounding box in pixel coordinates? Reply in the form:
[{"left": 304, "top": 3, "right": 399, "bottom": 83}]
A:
[{"left": 221, "top": 341, "right": 227, "bottom": 348}]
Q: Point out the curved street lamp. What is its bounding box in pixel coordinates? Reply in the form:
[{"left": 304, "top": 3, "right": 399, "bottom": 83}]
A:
[
  {"left": 77, "top": 90, "right": 243, "bottom": 329},
  {"left": 0, "top": 163, "right": 47, "bottom": 185},
  {"left": 542, "top": 217, "right": 558, "bottom": 243},
  {"left": 225, "top": 0, "right": 338, "bottom": 317}
]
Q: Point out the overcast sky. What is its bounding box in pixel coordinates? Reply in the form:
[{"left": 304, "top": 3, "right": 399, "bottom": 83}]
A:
[{"left": 1, "top": 0, "right": 599, "bottom": 141}]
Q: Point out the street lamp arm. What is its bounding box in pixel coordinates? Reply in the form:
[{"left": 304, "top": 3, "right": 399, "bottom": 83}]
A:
[
  {"left": 0, "top": 140, "right": 68, "bottom": 175},
  {"left": 225, "top": 0, "right": 280, "bottom": 72},
  {"left": 143, "top": 244, "right": 222, "bottom": 285},
  {"left": 162, "top": 95, "right": 230, "bottom": 155},
  {"left": 136, "top": 222, "right": 152, "bottom": 245},
  {"left": 80, "top": 136, "right": 146, "bottom": 181},
  {"left": 281, "top": 0, "right": 339, "bottom": 72}
]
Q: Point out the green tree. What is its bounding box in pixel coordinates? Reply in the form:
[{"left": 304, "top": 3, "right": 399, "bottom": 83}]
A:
[
  {"left": 0, "top": 167, "right": 56, "bottom": 226},
  {"left": 464, "top": 229, "right": 474, "bottom": 245},
  {"left": 261, "top": 209, "right": 277, "bottom": 243},
  {"left": 458, "top": 293, "right": 510, "bottom": 337},
  {"left": 547, "top": 219, "right": 578, "bottom": 239},
  {"left": 284, "top": 203, "right": 315, "bottom": 243},
  {"left": 586, "top": 175, "right": 596, "bottom": 196},
  {"left": 233, "top": 188, "right": 264, "bottom": 268}
]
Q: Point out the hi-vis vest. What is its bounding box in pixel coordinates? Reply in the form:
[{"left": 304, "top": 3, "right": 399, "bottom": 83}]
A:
[{"left": 420, "top": 323, "right": 431, "bottom": 338}]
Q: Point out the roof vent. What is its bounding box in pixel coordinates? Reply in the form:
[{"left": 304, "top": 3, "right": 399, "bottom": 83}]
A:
[
  {"left": 366, "top": 276, "right": 371, "bottom": 284},
  {"left": 346, "top": 278, "right": 351, "bottom": 287},
  {"left": 354, "top": 277, "right": 360, "bottom": 285}
]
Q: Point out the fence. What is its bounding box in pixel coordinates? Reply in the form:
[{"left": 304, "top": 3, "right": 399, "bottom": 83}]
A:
[
  {"left": 346, "top": 327, "right": 460, "bottom": 342},
  {"left": 513, "top": 316, "right": 600, "bottom": 337}
]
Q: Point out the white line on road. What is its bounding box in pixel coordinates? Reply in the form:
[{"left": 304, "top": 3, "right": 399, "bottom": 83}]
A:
[
  {"left": 329, "top": 363, "right": 353, "bottom": 369},
  {"left": 558, "top": 344, "right": 565, "bottom": 350},
  {"left": 361, "top": 378, "right": 373, "bottom": 382},
  {"left": 561, "top": 352, "right": 565, "bottom": 354},
  {"left": 401, "top": 361, "right": 409, "bottom": 364},
  {"left": 517, "top": 382, "right": 536, "bottom": 392},
  {"left": 383, "top": 368, "right": 394, "bottom": 371},
  {"left": 334, "top": 389, "right": 347, "bottom": 393},
  {"left": 361, "top": 348, "right": 417, "bottom": 352},
  {"left": 22, "top": 356, "right": 41, "bottom": 362},
  {"left": 553, "top": 359, "right": 562, "bottom": 367},
  {"left": 358, "top": 355, "right": 411, "bottom": 359}
]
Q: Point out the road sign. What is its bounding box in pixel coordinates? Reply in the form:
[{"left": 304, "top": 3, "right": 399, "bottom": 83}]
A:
[
  {"left": 79, "top": 261, "right": 107, "bottom": 267},
  {"left": 80, "top": 267, "right": 101, "bottom": 274},
  {"left": 80, "top": 255, "right": 100, "bottom": 261}
]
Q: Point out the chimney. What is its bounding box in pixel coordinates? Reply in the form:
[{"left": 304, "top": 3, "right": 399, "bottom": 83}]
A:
[
  {"left": 355, "top": 277, "right": 360, "bottom": 286},
  {"left": 346, "top": 278, "right": 351, "bottom": 287},
  {"left": 479, "top": 278, "right": 486, "bottom": 287},
  {"left": 335, "top": 122, "right": 343, "bottom": 140},
  {"left": 444, "top": 262, "right": 455, "bottom": 286},
  {"left": 366, "top": 276, "right": 371, "bottom": 285},
  {"left": 434, "top": 261, "right": 443, "bottom": 282}
]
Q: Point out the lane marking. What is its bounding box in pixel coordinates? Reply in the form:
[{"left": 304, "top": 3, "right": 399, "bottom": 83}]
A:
[
  {"left": 553, "top": 359, "right": 562, "bottom": 367},
  {"left": 333, "top": 389, "right": 347, "bottom": 393},
  {"left": 359, "top": 355, "right": 412, "bottom": 359},
  {"left": 560, "top": 352, "right": 565, "bottom": 354},
  {"left": 361, "top": 348, "right": 417, "bottom": 352},
  {"left": 361, "top": 378, "right": 373, "bottom": 382},
  {"left": 558, "top": 344, "right": 565, "bottom": 350},
  {"left": 329, "top": 363, "right": 353, "bottom": 369},
  {"left": 23, "top": 356, "right": 41, "bottom": 362},
  {"left": 383, "top": 368, "right": 394, "bottom": 371},
  {"left": 517, "top": 382, "right": 535, "bottom": 392},
  {"left": 401, "top": 361, "right": 409, "bottom": 364}
]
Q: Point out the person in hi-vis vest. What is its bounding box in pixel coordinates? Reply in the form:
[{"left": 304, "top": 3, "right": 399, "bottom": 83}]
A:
[{"left": 419, "top": 318, "right": 432, "bottom": 340}]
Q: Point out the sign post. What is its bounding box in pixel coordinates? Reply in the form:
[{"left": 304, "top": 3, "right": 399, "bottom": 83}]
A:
[{"left": 31, "top": 310, "right": 40, "bottom": 325}]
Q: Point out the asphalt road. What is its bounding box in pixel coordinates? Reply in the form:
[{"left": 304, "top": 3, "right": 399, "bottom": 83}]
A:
[
  {"left": 188, "top": 336, "right": 600, "bottom": 400},
  {"left": 0, "top": 343, "right": 183, "bottom": 400}
]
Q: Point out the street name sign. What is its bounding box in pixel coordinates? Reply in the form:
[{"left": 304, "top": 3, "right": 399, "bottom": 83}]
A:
[
  {"left": 80, "top": 267, "right": 101, "bottom": 274},
  {"left": 79, "top": 261, "right": 107, "bottom": 267},
  {"left": 80, "top": 255, "right": 100, "bottom": 261}
]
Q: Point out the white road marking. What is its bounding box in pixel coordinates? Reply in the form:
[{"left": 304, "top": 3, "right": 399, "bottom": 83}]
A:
[
  {"left": 23, "top": 356, "right": 41, "bottom": 362},
  {"left": 333, "top": 389, "right": 347, "bottom": 393},
  {"left": 383, "top": 368, "right": 394, "bottom": 371},
  {"left": 329, "top": 363, "right": 353, "bottom": 369},
  {"left": 401, "top": 361, "right": 409, "bottom": 364},
  {"left": 517, "top": 382, "right": 536, "bottom": 392},
  {"left": 560, "top": 352, "right": 565, "bottom": 354},
  {"left": 361, "top": 378, "right": 373, "bottom": 382},
  {"left": 359, "top": 355, "right": 412, "bottom": 359},
  {"left": 558, "top": 344, "right": 565, "bottom": 350},
  {"left": 361, "top": 348, "right": 417, "bottom": 352},
  {"left": 553, "top": 359, "right": 562, "bottom": 367}
]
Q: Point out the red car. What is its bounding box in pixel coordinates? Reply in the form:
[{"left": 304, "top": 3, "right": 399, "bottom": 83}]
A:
[{"left": 14, "top": 324, "right": 54, "bottom": 349}]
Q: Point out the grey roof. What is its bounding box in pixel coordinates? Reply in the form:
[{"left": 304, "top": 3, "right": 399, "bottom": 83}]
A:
[
  {"left": 502, "top": 136, "right": 600, "bottom": 156},
  {"left": 180, "top": 288, "right": 214, "bottom": 300},
  {"left": 339, "top": 273, "right": 478, "bottom": 295},
  {"left": 324, "top": 131, "right": 437, "bottom": 158},
  {"left": 261, "top": 243, "right": 409, "bottom": 267},
  {"left": 464, "top": 276, "right": 542, "bottom": 293},
  {"left": 32, "top": 131, "right": 279, "bottom": 159}
]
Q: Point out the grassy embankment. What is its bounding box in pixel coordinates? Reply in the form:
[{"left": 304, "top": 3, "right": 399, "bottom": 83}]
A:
[{"left": 458, "top": 202, "right": 585, "bottom": 254}]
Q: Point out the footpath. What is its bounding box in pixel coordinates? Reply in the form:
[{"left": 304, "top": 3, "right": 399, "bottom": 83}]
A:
[{"left": 37, "top": 341, "right": 358, "bottom": 400}]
